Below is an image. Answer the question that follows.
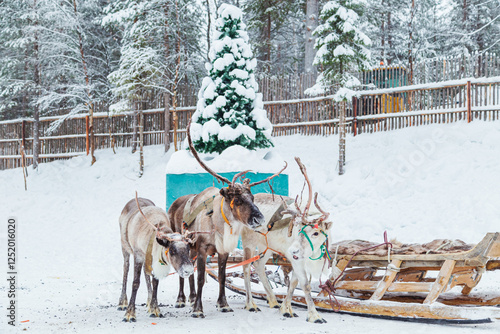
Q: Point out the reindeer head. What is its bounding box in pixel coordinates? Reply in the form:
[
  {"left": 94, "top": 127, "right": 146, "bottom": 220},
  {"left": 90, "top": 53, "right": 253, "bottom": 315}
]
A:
[
  {"left": 286, "top": 158, "right": 332, "bottom": 262},
  {"left": 156, "top": 228, "right": 195, "bottom": 278},
  {"left": 187, "top": 120, "right": 287, "bottom": 231}
]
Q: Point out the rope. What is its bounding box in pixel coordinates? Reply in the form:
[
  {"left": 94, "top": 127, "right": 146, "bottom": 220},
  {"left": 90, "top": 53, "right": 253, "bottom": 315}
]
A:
[{"left": 318, "top": 231, "right": 394, "bottom": 313}]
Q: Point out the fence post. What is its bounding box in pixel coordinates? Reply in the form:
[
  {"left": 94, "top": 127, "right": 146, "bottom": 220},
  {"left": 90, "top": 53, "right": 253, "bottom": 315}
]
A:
[
  {"left": 467, "top": 81, "right": 472, "bottom": 123},
  {"left": 21, "top": 120, "right": 26, "bottom": 148},
  {"left": 352, "top": 96, "right": 357, "bottom": 136},
  {"left": 85, "top": 115, "right": 89, "bottom": 155}
]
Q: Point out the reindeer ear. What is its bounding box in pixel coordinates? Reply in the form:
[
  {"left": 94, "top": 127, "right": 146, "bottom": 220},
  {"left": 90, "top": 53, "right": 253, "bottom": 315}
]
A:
[
  {"left": 186, "top": 231, "right": 197, "bottom": 244},
  {"left": 156, "top": 237, "right": 171, "bottom": 248},
  {"left": 220, "top": 187, "right": 229, "bottom": 198},
  {"left": 324, "top": 221, "right": 332, "bottom": 231}
]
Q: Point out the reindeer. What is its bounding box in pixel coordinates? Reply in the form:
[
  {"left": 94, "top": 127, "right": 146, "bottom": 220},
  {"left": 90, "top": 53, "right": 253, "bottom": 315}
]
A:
[
  {"left": 165, "top": 121, "right": 287, "bottom": 318},
  {"left": 118, "top": 196, "right": 195, "bottom": 322},
  {"left": 241, "top": 157, "right": 332, "bottom": 323}
]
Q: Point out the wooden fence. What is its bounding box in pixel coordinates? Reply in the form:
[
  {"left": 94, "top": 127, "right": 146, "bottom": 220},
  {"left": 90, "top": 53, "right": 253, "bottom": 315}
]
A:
[{"left": 1, "top": 77, "right": 499, "bottom": 170}]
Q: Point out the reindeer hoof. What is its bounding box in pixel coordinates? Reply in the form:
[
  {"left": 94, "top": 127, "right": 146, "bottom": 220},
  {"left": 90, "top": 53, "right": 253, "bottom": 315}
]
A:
[
  {"left": 248, "top": 307, "right": 260, "bottom": 312},
  {"left": 218, "top": 306, "right": 233, "bottom": 313},
  {"left": 272, "top": 305, "right": 280, "bottom": 309},
  {"left": 149, "top": 313, "right": 163, "bottom": 318},
  {"left": 122, "top": 317, "right": 136, "bottom": 323},
  {"left": 175, "top": 301, "right": 186, "bottom": 308},
  {"left": 283, "top": 312, "right": 298, "bottom": 318},
  {"left": 191, "top": 311, "right": 205, "bottom": 318},
  {"left": 307, "top": 316, "right": 326, "bottom": 323},
  {"left": 117, "top": 306, "right": 127, "bottom": 311}
]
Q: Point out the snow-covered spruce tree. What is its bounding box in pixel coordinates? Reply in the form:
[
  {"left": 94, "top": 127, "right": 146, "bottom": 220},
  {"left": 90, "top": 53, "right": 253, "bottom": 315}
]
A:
[
  {"left": 308, "top": 0, "right": 371, "bottom": 175},
  {"left": 190, "top": 4, "right": 273, "bottom": 154},
  {"left": 307, "top": 0, "right": 371, "bottom": 101}
]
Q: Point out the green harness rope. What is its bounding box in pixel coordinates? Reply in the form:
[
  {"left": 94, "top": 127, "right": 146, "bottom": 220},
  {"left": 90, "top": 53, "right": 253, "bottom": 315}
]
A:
[{"left": 299, "top": 224, "right": 331, "bottom": 261}]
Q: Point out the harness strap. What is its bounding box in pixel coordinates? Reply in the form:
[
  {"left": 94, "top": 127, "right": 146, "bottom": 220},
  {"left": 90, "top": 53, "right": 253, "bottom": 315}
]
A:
[
  {"left": 144, "top": 233, "right": 156, "bottom": 275},
  {"left": 183, "top": 196, "right": 215, "bottom": 229},
  {"left": 220, "top": 199, "right": 233, "bottom": 234}
]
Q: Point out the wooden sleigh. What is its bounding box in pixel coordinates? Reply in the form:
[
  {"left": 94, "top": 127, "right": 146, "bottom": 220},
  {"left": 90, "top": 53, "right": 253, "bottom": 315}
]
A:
[{"left": 209, "top": 232, "right": 500, "bottom": 323}]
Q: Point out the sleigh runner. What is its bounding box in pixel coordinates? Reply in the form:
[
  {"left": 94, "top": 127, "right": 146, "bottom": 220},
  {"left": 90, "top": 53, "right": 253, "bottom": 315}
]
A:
[{"left": 209, "top": 232, "right": 500, "bottom": 323}]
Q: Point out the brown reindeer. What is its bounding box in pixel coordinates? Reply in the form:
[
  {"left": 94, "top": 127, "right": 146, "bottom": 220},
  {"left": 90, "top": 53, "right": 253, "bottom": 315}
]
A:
[
  {"left": 166, "top": 121, "right": 287, "bottom": 318},
  {"left": 118, "top": 197, "right": 195, "bottom": 322}
]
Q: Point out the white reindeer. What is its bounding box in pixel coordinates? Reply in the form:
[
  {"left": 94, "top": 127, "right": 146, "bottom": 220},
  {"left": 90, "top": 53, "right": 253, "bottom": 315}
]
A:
[{"left": 242, "top": 157, "right": 332, "bottom": 323}]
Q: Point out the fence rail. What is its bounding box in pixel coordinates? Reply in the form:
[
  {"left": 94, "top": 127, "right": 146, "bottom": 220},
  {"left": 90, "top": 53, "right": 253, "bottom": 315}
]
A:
[{"left": 1, "top": 77, "right": 500, "bottom": 170}]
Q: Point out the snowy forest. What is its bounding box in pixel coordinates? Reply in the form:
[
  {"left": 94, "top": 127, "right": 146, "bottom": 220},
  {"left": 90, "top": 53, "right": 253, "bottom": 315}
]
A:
[{"left": 0, "top": 0, "right": 499, "bottom": 122}]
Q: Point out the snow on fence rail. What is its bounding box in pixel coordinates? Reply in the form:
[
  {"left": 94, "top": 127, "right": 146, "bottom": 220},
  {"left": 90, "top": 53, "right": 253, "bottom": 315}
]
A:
[{"left": 1, "top": 79, "right": 500, "bottom": 170}]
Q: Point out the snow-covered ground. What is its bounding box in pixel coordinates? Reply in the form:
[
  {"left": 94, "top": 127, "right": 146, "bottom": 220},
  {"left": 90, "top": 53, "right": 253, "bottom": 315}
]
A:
[{"left": 1, "top": 120, "right": 499, "bottom": 333}]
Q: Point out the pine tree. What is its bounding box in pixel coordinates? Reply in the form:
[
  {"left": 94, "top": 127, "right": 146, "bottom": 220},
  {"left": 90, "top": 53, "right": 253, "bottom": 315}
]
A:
[
  {"left": 244, "top": 0, "right": 304, "bottom": 74},
  {"left": 308, "top": 0, "right": 371, "bottom": 101},
  {"left": 103, "top": 0, "right": 204, "bottom": 110},
  {"left": 190, "top": 4, "right": 273, "bottom": 154}
]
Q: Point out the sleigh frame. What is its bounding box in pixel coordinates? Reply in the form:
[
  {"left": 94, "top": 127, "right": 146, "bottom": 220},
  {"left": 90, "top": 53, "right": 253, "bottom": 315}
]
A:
[{"left": 210, "top": 232, "right": 500, "bottom": 323}]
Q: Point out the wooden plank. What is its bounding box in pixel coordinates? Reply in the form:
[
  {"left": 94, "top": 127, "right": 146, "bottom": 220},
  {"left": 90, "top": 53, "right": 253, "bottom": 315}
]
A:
[
  {"left": 423, "top": 259, "right": 456, "bottom": 304},
  {"left": 370, "top": 260, "right": 402, "bottom": 300}
]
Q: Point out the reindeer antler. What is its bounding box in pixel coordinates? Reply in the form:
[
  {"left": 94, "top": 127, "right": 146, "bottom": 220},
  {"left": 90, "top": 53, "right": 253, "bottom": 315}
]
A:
[
  {"left": 187, "top": 120, "right": 231, "bottom": 185},
  {"left": 135, "top": 191, "right": 158, "bottom": 231},
  {"left": 249, "top": 162, "right": 288, "bottom": 187},
  {"left": 232, "top": 170, "right": 251, "bottom": 187},
  {"left": 294, "top": 157, "right": 312, "bottom": 219},
  {"left": 313, "top": 192, "right": 330, "bottom": 223}
]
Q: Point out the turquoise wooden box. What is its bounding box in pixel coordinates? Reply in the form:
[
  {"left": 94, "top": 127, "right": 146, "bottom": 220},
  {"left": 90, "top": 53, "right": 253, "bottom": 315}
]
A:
[{"left": 166, "top": 172, "right": 289, "bottom": 209}]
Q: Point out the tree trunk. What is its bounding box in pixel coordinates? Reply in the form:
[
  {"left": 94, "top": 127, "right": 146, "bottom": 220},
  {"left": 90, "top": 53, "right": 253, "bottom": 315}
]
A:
[
  {"left": 32, "top": 0, "right": 40, "bottom": 170},
  {"left": 408, "top": 0, "right": 415, "bottom": 85},
  {"left": 381, "top": 0, "right": 385, "bottom": 63},
  {"left": 173, "top": 0, "right": 181, "bottom": 151},
  {"left": 266, "top": 11, "right": 271, "bottom": 71},
  {"left": 132, "top": 104, "right": 138, "bottom": 153},
  {"left": 139, "top": 108, "right": 144, "bottom": 177},
  {"left": 305, "top": 0, "right": 318, "bottom": 75},
  {"left": 387, "top": 12, "right": 392, "bottom": 64},
  {"left": 163, "top": 2, "right": 171, "bottom": 152},
  {"left": 164, "top": 93, "right": 171, "bottom": 152},
  {"left": 73, "top": 0, "right": 95, "bottom": 164},
  {"left": 206, "top": 0, "right": 211, "bottom": 61}
]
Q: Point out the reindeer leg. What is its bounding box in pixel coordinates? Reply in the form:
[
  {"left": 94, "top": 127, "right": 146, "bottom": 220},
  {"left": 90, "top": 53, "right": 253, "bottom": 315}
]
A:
[
  {"left": 123, "top": 256, "right": 142, "bottom": 322},
  {"left": 299, "top": 273, "right": 326, "bottom": 324},
  {"left": 118, "top": 249, "right": 129, "bottom": 311},
  {"left": 144, "top": 268, "right": 152, "bottom": 311},
  {"left": 254, "top": 251, "right": 279, "bottom": 309},
  {"left": 188, "top": 274, "right": 196, "bottom": 305},
  {"left": 192, "top": 248, "right": 206, "bottom": 318},
  {"left": 216, "top": 252, "right": 233, "bottom": 312},
  {"left": 243, "top": 247, "right": 260, "bottom": 312},
  {"left": 280, "top": 272, "right": 299, "bottom": 318},
  {"left": 175, "top": 277, "right": 186, "bottom": 308},
  {"left": 148, "top": 277, "right": 163, "bottom": 318}
]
